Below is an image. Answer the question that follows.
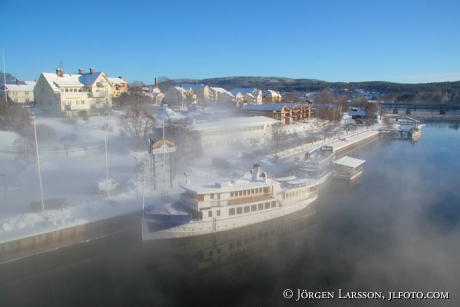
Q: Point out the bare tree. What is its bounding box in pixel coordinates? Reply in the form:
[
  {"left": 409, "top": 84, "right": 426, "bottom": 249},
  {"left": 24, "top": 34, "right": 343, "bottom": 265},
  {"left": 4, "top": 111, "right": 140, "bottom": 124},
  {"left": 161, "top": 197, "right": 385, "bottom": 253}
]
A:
[
  {"left": 163, "top": 119, "right": 202, "bottom": 179},
  {"left": 314, "top": 89, "right": 334, "bottom": 105},
  {"left": 270, "top": 122, "right": 285, "bottom": 155},
  {"left": 118, "top": 105, "right": 156, "bottom": 142}
]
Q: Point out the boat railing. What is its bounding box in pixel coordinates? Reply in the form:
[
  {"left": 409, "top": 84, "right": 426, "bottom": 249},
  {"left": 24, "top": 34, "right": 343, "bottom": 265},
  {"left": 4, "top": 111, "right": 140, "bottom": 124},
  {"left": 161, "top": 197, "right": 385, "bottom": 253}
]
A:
[{"left": 227, "top": 193, "right": 273, "bottom": 206}]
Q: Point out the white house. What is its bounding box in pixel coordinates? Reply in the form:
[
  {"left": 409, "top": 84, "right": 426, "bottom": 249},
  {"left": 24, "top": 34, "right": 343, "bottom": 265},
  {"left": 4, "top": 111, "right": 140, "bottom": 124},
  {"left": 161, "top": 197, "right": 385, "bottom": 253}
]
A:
[
  {"left": 34, "top": 68, "right": 113, "bottom": 116},
  {"left": 0, "top": 79, "right": 36, "bottom": 104}
]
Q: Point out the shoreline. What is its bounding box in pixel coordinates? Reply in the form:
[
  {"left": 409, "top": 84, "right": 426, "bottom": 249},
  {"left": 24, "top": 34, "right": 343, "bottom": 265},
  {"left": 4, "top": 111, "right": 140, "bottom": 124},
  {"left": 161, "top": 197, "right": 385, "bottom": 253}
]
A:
[{"left": 0, "top": 126, "right": 382, "bottom": 263}]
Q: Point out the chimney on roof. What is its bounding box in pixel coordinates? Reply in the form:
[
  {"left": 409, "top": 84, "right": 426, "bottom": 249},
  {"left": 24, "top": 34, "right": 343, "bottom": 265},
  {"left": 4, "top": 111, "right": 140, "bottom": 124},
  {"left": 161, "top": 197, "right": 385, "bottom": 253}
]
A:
[
  {"left": 16, "top": 78, "right": 20, "bottom": 85},
  {"left": 155, "top": 78, "right": 158, "bottom": 88},
  {"left": 118, "top": 76, "right": 122, "bottom": 79},
  {"left": 56, "top": 68, "right": 60, "bottom": 76},
  {"left": 79, "top": 68, "right": 84, "bottom": 74},
  {"left": 89, "top": 68, "right": 94, "bottom": 74}
]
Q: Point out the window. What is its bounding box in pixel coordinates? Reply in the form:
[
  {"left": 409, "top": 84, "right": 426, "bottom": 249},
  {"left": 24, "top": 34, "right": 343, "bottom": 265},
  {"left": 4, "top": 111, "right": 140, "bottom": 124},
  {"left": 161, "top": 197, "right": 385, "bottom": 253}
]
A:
[
  {"left": 271, "top": 201, "right": 276, "bottom": 208},
  {"left": 217, "top": 210, "right": 220, "bottom": 217},
  {"left": 229, "top": 208, "right": 235, "bottom": 216},
  {"left": 198, "top": 194, "right": 204, "bottom": 201},
  {"left": 258, "top": 203, "right": 263, "bottom": 210},
  {"left": 244, "top": 206, "right": 250, "bottom": 213},
  {"left": 265, "top": 202, "right": 270, "bottom": 209},
  {"left": 208, "top": 211, "right": 212, "bottom": 218},
  {"left": 237, "top": 207, "right": 242, "bottom": 215},
  {"left": 251, "top": 205, "right": 257, "bottom": 212}
]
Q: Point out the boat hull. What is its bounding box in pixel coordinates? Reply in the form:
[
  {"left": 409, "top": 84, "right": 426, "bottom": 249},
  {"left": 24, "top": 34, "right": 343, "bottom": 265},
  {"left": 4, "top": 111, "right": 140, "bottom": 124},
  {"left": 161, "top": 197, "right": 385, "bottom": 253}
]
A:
[{"left": 142, "top": 195, "right": 317, "bottom": 240}]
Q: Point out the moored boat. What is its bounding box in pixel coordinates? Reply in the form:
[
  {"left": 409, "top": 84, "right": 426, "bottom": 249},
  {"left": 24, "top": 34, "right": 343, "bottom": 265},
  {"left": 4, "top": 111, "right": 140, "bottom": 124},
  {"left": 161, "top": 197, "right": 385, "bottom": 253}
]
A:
[
  {"left": 332, "top": 156, "right": 366, "bottom": 180},
  {"left": 142, "top": 164, "right": 318, "bottom": 240},
  {"left": 297, "top": 144, "right": 335, "bottom": 184}
]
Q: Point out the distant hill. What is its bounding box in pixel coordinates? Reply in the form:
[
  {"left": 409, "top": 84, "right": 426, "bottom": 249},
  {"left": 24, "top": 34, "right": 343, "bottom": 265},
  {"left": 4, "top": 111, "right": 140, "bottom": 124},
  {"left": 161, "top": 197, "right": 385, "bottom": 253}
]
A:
[{"left": 156, "top": 76, "right": 460, "bottom": 94}]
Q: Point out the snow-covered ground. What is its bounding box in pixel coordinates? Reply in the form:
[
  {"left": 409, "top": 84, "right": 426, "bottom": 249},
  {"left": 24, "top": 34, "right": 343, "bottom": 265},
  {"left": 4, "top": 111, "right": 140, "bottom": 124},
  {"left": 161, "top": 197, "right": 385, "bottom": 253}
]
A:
[{"left": 0, "top": 108, "right": 379, "bottom": 244}]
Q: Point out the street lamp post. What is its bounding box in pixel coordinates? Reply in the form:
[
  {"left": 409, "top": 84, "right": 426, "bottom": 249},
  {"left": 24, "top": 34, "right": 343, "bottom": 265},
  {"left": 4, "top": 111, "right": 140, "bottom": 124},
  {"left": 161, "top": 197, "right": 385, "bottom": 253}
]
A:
[
  {"left": 1, "top": 174, "right": 9, "bottom": 223},
  {"left": 134, "top": 156, "right": 138, "bottom": 199},
  {"left": 32, "top": 113, "right": 45, "bottom": 212}
]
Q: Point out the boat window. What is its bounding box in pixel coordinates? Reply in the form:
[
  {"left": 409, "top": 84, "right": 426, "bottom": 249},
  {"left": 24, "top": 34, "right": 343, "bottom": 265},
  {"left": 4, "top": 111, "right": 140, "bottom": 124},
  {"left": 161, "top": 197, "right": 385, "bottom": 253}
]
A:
[
  {"left": 244, "top": 206, "right": 250, "bottom": 213},
  {"left": 237, "top": 207, "right": 243, "bottom": 215},
  {"left": 265, "top": 202, "right": 270, "bottom": 209},
  {"left": 208, "top": 211, "right": 212, "bottom": 217},
  {"left": 271, "top": 201, "right": 276, "bottom": 208},
  {"left": 258, "top": 203, "right": 263, "bottom": 210},
  {"left": 251, "top": 205, "right": 257, "bottom": 212},
  {"left": 210, "top": 194, "right": 214, "bottom": 199},
  {"left": 229, "top": 208, "right": 235, "bottom": 216}
]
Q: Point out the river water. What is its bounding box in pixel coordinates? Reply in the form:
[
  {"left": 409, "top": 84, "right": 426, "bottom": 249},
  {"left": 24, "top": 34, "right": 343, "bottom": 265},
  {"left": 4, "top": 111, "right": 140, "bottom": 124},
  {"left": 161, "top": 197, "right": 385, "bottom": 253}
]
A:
[{"left": 1, "top": 123, "right": 459, "bottom": 307}]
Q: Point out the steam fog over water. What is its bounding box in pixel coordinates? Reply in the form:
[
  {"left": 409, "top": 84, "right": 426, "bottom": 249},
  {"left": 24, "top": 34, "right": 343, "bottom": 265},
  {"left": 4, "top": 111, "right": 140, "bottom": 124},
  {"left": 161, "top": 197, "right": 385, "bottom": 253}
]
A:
[{"left": 1, "top": 123, "right": 459, "bottom": 307}]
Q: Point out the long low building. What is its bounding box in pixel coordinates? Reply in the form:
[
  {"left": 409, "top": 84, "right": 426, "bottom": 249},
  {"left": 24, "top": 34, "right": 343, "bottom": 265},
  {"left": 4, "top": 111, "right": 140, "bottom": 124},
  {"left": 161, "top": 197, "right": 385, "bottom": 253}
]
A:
[{"left": 194, "top": 116, "right": 279, "bottom": 151}]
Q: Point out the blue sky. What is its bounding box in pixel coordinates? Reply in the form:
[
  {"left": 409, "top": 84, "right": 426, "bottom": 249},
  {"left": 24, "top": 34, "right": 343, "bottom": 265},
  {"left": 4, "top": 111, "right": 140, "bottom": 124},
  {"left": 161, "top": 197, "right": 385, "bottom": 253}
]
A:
[{"left": 1, "top": 0, "right": 459, "bottom": 85}]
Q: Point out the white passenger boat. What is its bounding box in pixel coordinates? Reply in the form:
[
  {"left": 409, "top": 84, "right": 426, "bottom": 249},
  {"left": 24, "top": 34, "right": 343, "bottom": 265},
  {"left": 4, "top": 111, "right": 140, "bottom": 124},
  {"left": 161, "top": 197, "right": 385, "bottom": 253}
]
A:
[
  {"left": 297, "top": 144, "right": 335, "bottom": 185},
  {"left": 332, "top": 156, "right": 366, "bottom": 180},
  {"left": 142, "top": 164, "right": 318, "bottom": 240}
]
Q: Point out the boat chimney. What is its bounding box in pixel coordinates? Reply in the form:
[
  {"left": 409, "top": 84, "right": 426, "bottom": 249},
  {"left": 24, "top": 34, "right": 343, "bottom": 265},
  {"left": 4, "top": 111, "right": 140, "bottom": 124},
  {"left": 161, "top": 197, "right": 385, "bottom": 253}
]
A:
[
  {"left": 155, "top": 77, "right": 158, "bottom": 87},
  {"left": 251, "top": 164, "right": 261, "bottom": 181},
  {"left": 89, "top": 67, "right": 94, "bottom": 74},
  {"left": 79, "top": 68, "right": 84, "bottom": 74}
]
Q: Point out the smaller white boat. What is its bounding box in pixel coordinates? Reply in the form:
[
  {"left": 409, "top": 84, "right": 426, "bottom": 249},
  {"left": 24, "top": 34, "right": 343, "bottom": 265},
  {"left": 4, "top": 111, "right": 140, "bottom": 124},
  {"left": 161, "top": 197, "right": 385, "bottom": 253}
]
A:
[{"left": 332, "top": 156, "right": 366, "bottom": 181}]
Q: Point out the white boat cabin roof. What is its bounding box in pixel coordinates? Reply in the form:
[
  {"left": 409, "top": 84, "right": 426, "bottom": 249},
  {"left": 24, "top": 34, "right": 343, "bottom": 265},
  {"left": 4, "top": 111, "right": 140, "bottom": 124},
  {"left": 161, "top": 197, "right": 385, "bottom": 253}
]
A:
[
  {"left": 181, "top": 177, "right": 276, "bottom": 194},
  {"left": 333, "top": 156, "right": 366, "bottom": 168}
]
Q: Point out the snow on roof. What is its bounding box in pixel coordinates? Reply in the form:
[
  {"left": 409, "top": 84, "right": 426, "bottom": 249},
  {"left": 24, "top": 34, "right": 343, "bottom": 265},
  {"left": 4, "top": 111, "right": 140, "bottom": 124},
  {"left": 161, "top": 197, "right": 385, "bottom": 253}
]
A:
[
  {"left": 209, "top": 87, "right": 233, "bottom": 96},
  {"left": 241, "top": 103, "right": 290, "bottom": 111},
  {"left": 168, "top": 84, "right": 206, "bottom": 91},
  {"left": 230, "top": 88, "right": 260, "bottom": 95},
  {"left": 166, "top": 86, "right": 190, "bottom": 93},
  {"left": 4, "top": 81, "right": 36, "bottom": 92},
  {"left": 41, "top": 72, "right": 108, "bottom": 91},
  {"left": 108, "top": 77, "right": 127, "bottom": 84},
  {"left": 262, "top": 90, "right": 281, "bottom": 97},
  {"left": 333, "top": 156, "right": 366, "bottom": 168},
  {"left": 194, "top": 116, "right": 278, "bottom": 131}
]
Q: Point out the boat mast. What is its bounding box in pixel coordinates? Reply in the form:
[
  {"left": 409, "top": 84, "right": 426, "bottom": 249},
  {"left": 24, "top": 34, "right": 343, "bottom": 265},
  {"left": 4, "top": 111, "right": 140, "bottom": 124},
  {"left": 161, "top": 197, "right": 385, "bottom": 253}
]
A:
[{"left": 2, "top": 48, "right": 7, "bottom": 104}]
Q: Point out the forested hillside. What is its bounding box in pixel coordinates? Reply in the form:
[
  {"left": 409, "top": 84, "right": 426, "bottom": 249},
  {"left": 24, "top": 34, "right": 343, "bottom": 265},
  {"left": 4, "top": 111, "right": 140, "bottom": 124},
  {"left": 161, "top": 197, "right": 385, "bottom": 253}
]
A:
[{"left": 157, "top": 76, "right": 460, "bottom": 104}]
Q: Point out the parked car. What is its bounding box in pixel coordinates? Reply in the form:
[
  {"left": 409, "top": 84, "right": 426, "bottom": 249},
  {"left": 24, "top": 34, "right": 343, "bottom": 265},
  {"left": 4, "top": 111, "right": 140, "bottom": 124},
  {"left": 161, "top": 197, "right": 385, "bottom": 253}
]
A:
[
  {"left": 30, "top": 198, "right": 67, "bottom": 212},
  {"left": 97, "top": 179, "right": 120, "bottom": 193},
  {"left": 212, "top": 158, "right": 233, "bottom": 169}
]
